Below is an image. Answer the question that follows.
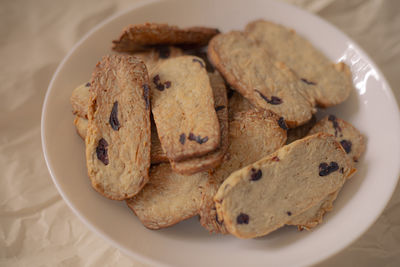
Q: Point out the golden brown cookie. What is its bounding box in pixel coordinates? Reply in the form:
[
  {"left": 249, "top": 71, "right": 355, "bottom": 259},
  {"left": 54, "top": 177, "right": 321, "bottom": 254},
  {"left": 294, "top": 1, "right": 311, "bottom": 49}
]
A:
[
  {"left": 150, "top": 55, "right": 221, "bottom": 161},
  {"left": 73, "top": 115, "right": 87, "bottom": 139},
  {"left": 208, "top": 31, "right": 316, "bottom": 128},
  {"left": 86, "top": 55, "right": 151, "bottom": 200},
  {"left": 126, "top": 163, "right": 209, "bottom": 229},
  {"left": 286, "top": 116, "right": 317, "bottom": 144},
  {"left": 214, "top": 133, "right": 356, "bottom": 239},
  {"left": 199, "top": 110, "right": 287, "bottom": 234},
  {"left": 70, "top": 82, "right": 91, "bottom": 118},
  {"left": 228, "top": 91, "right": 256, "bottom": 119},
  {"left": 245, "top": 20, "right": 354, "bottom": 107},
  {"left": 170, "top": 71, "right": 228, "bottom": 175},
  {"left": 132, "top": 46, "right": 184, "bottom": 74},
  {"left": 112, "top": 23, "right": 219, "bottom": 52}
]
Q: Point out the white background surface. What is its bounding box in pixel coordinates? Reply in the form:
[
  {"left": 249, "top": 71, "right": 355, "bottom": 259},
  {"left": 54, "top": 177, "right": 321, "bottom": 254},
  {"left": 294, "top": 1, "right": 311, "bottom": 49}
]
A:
[{"left": 1, "top": 0, "right": 400, "bottom": 266}]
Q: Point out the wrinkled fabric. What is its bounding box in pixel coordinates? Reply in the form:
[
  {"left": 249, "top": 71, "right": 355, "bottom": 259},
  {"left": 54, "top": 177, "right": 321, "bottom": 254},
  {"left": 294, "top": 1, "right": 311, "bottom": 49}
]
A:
[{"left": 0, "top": 0, "right": 399, "bottom": 266}]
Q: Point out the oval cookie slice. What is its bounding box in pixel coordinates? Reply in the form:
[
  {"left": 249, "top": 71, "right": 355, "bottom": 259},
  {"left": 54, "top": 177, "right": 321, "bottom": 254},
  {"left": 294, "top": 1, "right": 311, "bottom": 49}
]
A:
[
  {"left": 214, "top": 133, "right": 356, "bottom": 238},
  {"left": 86, "top": 55, "right": 151, "bottom": 200},
  {"left": 150, "top": 56, "right": 221, "bottom": 161}
]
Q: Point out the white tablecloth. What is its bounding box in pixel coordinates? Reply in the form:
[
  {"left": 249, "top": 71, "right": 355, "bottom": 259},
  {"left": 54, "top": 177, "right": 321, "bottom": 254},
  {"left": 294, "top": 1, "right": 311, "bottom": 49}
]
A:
[{"left": 1, "top": 0, "right": 399, "bottom": 266}]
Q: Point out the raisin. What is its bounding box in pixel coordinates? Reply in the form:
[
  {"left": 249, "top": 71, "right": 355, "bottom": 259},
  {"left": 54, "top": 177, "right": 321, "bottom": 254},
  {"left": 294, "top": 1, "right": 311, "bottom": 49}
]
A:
[
  {"left": 319, "top": 162, "right": 339, "bottom": 176},
  {"left": 164, "top": 81, "right": 171, "bottom": 88},
  {"left": 236, "top": 213, "right": 249, "bottom": 224},
  {"left": 278, "top": 117, "right": 288, "bottom": 130},
  {"left": 96, "top": 138, "right": 109, "bottom": 165},
  {"left": 272, "top": 156, "right": 280, "bottom": 162},
  {"left": 157, "top": 46, "right": 170, "bottom": 59},
  {"left": 328, "top": 114, "right": 342, "bottom": 137},
  {"left": 153, "top": 75, "right": 164, "bottom": 91},
  {"left": 192, "top": 58, "right": 205, "bottom": 68},
  {"left": 199, "top": 136, "right": 208, "bottom": 144},
  {"left": 215, "top": 105, "right": 225, "bottom": 112},
  {"left": 301, "top": 78, "right": 316, "bottom": 85},
  {"left": 142, "top": 84, "right": 150, "bottom": 109},
  {"left": 287, "top": 211, "right": 292, "bottom": 216},
  {"left": 85, "top": 82, "right": 91, "bottom": 87},
  {"left": 179, "top": 133, "right": 186, "bottom": 144},
  {"left": 340, "top": 140, "right": 352, "bottom": 154},
  {"left": 250, "top": 168, "right": 262, "bottom": 181},
  {"left": 255, "top": 90, "right": 282, "bottom": 105},
  {"left": 188, "top": 132, "right": 196, "bottom": 141},
  {"left": 188, "top": 133, "right": 208, "bottom": 144},
  {"left": 109, "top": 101, "right": 120, "bottom": 131}
]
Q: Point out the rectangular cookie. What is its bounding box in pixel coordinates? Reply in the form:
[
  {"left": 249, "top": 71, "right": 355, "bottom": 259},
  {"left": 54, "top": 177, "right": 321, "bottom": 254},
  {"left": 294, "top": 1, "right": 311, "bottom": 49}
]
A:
[
  {"left": 170, "top": 71, "right": 228, "bottom": 175},
  {"left": 214, "top": 133, "right": 356, "bottom": 238},
  {"left": 86, "top": 55, "right": 151, "bottom": 200},
  {"left": 150, "top": 55, "right": 221, "bottom": 161}
]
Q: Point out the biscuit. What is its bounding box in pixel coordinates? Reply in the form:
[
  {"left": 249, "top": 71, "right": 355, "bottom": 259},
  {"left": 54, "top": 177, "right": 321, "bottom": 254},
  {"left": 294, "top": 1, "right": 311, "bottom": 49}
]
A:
[
  {"left": 170, "top": 71, "right": 228, "bottom": 175},
  {"left": 86, "top": 55, "right": 151, "bottom": 200},
  {"left": 73, "top": 115, "right": 88, "bottom": 139},
  {"left": 126, "top": 163, "right": 209, "bottom": 229},
  {"left": 132, "top": 46, "right": 184, "bottom": 74},
  {"left": 150, "top": 55, "right": 221, "bottom": 161},
  {"left": 214, "top": 133, "right": 356, "bottom": 238},
  {"left": 286, "top": 116, "right": 317, "bottom": 144},
  {"left": 199, "top": 110, "right": 287, "bottom": 234},
  {"left": 70, "top": 82, "right": 91, "bottom": 118},
  {"left": 208, "top": 31, "right": 316, "bottom": 128},
  {"left": 245, "top": 20, "right": 354, "bottom": 107},
  {"left": 112, "top": 23, "right": 219, "bottom": 52},
  {"left": 228, "top": 91, "right": 255, "bottom": 119}
]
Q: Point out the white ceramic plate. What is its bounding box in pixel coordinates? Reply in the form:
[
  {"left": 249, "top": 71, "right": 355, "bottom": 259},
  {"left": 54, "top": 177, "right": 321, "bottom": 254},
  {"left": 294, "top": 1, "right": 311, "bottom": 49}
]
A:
[{"left": 41, "top": 0, "right": 400, "bottom": 266}]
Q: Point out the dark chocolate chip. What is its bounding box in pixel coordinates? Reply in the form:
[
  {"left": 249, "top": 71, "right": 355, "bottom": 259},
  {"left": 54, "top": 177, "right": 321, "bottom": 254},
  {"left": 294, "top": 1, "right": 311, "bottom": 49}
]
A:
[
  {"left": 301, "top": 78, "right": 317, "bottom": 85},
  {"left": 272, "top": 156, "right": 280, "bottom": 162},
  {"left": 157, "top": 46, "right": 170, "bottom": 59},
  {"left": 278, "top": 117, "right": 288, "bottom": 130},
  {"left": 85, "top": 82, "right": 91, "bottom": 87},
  {"left": 164, "top": 81, "right": 171, "bottom": 88},
  {"left": 340, "top": 140, "right": 352, "bottom": 154},
  {"left": 287, "top": 211, "right": 292, "bottom": 216},
  {"left": 319, "top": 162, "right": 339, "bottom": 176},
  {"left": 255, "top": 90, "right": 282, "bottom": 105},
  {"left": 236, "top": 213, "right": 249, "bottom": 224},
  {"left": 250, "top": 168, "right": 262, "bottom": 181},
  {"left": 142, "top": 84, "right": 150, "bottom": 109},
  {"left": 179, "top": 133, "right": 186, "bottom": 144},
  {"left": 215, "top": 105, "right": 225, "bottom": 112},
  {"left": 328, "top": 114, "right": 342, "bottom": 137},
  {"left": 192, "top": 58, "right": 205, "bottom": 68},
  {"left": 109, "top": 101, "right": 120, "bottom": 131},
  {"left": 96, "top": 138, "right": 109, "bottom": 165}
]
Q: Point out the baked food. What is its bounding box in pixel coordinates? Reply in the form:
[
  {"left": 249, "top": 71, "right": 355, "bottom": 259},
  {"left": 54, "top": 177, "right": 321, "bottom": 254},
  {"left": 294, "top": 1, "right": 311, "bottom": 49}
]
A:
[
  {"left": 74, "top": 115, "right": 88, "bottom": 139},
  {"left": 308, "top": 115, "right": 366, "bottom": 162},
  {"left": 228, "top": 91, "right": 255, "bottom": 119},
  {"left": 214, "top": 133, "right": 356, "bottom": 238},
  {"left": 199, "top": 110, "right": 287, "bottom": 233},
  {"left": 112, "top": 23, "right": 219, "bottom": 52},
  {"left": 245, "top": 20, "right": 354, "bottom": 107},
  {"left": 126, "top": 163, "right": 209, "bottom": 229},
  {"left": 132, "top": 46, "right": 184, "bottom": 74},
  {"left": 70, "top": 82, "right": 91, "bottom": 118},
  {"left": 150, "top": 55, "right": 221, "bottom": 161},
  {"left": 170, "top": 71, "right": 228, "bottom": 174},
  {"left": 208, "top": 31, "right": 316, "bottom": 127},
  {"left": 286, "top": 116, "right": 317, "bottom": 144},
  {"left": 86, "top": 55, "right": 151, "bottom": 200}
]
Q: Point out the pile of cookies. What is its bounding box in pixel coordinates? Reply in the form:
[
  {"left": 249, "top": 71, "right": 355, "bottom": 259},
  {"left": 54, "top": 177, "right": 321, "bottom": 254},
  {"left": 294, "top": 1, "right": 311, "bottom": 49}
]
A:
[{"left": 70, "top": 21, "right": 365, "bottom": 238}]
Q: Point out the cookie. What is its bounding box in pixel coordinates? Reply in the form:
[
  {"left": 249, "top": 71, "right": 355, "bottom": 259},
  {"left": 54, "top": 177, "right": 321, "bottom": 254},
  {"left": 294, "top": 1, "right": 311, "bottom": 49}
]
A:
[
  {"left": 126, "top": 163, "right": 209, "bottom": 229},
  {"left": 112, "top": 23, "right": 219, "bottom": 52},
  {"left": 132, "top": 46, "right": 184, "bottom": 74},
  {"left": 150, "top": 55, "right": 221, "bottom": 161},
  {"left": 214, "top": 133, "right": 356, "bottom": 238},
  {"left": 170, "top": 71, "right": 228, "bottom": 175},
  {"left": 73, "top": 115, "right": 87, "bottom": 139},
  {"left": 228, "top": 91, "right": 255, "bottom": 120},
  {"left": 286, "top": 116, "right": 317, "bottom": 144},
  {"left": 208, "top": 31, "right": 316, "bottom": 128},
  {"left": 199, "top": 110, "right": 287, "bottom": 234},
  {"left": 86, "top": 55, "right": 151, "bottom": 200},
  {"left": 70, "top": 82, "right": 91, "bottom": 118},
  {"left": 245, "top": 20, "right": 354, "bottom": 107},
  {"left": 308, "top": 115, "right": 366, "bottom": 162}
]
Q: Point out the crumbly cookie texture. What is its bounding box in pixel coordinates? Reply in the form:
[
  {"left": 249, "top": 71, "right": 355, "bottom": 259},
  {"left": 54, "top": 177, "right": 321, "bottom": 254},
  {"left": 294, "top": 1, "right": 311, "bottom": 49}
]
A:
[
  {"left": 126, "top": 163, "right": 209, "bottom": 229},
  {"left": 286, "top": 116, "right": 317, "bottom": 144},
  {"left": 170, "top": 71, "right": 228, "bottom": 175},
  {"left": 228, "top": 91, "right": 256, "bottom": 119},
  {"left": 208, "top": 31, "right": 316, "bottom": 128},
  {"left": 245, "top": 20, "right": 354, "bottom": 107},
  {"left": 150, "top": 55, "right": 221, "bottom": 161},
  {"left": 70, "top": 82, "right": 91, "bottom": 118},
  {"left": 199, "top": 110, "right": 287, "bottom": 234},
  {"left": 214, "top": 133, "right": 356, "bottom": 239},
  {"left": 86, "top": 55, "right": 151, "bottom": 200},
  {"left": 112, "top": 23, "right": 219, "bottom": 52}
]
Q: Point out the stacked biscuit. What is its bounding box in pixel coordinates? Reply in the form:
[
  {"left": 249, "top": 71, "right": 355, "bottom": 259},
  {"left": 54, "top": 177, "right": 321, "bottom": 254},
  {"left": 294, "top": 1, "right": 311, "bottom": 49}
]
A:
[{"left": 70, "top": 21, "right": 365, "bottom": 238}]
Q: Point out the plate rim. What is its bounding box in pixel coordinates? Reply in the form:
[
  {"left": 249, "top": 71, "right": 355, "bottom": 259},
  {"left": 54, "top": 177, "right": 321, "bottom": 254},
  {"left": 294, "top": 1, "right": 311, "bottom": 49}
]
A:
[{"left": 41, "top": 0, "right": 400, "bottom": 266}]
